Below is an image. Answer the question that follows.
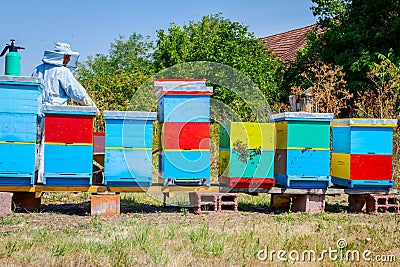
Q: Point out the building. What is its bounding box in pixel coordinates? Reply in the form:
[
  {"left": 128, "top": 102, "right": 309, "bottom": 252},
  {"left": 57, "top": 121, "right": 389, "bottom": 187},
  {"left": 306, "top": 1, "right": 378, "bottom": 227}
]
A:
[{"left": 260, "top": 24, "right": 321, "bottom": 63}]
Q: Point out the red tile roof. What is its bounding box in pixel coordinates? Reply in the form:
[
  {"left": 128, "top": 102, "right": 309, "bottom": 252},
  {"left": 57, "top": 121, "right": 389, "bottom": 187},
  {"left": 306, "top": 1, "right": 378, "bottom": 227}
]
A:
[{"left": 260, "top": 24, "right": 320, "bottom": 62}]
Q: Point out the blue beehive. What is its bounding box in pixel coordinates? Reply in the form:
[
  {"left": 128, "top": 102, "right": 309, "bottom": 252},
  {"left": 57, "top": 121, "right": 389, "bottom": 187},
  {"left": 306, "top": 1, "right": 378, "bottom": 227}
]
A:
[
  {"left": 271, "top": 112, "right": 334, "bottom": 188},
  {"left": 159, "top": 151, "right": 211, "bottom": 185},
  {"left": 103, "top": 111, "right": 156, "bottom": 187},
  {"left": 0, "top": 76, "right": 44, "bottom": 186},
  {"left": 331, "top": 118, "right": 396, "bottom": 189},
  {"left": 158, "top": 95, "right": 210, "bottom": 123},
  {"left": 42, "top": 105, "right": 97, "bottom": 186},
  {"left": 155, "top": 79, "right": 213, "bottom": 186},
  {"left": 0, "top": 76, "right": 43, "bottom": 114}
]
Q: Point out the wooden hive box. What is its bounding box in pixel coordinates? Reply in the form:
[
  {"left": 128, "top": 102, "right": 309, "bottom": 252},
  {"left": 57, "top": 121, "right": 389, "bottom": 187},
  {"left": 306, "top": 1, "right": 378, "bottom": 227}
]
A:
[
  {"left": 42, "top": 105, "right": 97, "bottom": 186},
  {"left": 218, "top": 122, "right": 275, "bottom": 189},
  {"left": 155, "top": 79, "right": 212, "bottom": 123},
  {"left": 0, "top": 76, "right": 44, "bottom": 114},
  {"left": 331, "top": 118, "right": 397, "bottom": 189},
  {"left": 103, "top": 111, "right": 156, "bottom": 187},
  {"left": 159, "top": 150, "right": 210, "bottom": 186},
  {"left": 0, "top": 76, "right": 44, "bottom": 186},
  {"left": 270, "top": 112, "right": 333, "bottom": 189},
  {"left": 155, "top": 79, "right": 213, "bottom": 186},
  {"left": 160, "top": 122, "right": 210, "bottom": 150}
]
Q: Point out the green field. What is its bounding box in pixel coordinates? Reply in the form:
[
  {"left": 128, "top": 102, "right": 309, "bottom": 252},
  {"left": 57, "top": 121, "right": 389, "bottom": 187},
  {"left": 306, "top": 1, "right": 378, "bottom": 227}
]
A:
[{"left": 1, "top": 193, "right": 399, "bottom": 266}]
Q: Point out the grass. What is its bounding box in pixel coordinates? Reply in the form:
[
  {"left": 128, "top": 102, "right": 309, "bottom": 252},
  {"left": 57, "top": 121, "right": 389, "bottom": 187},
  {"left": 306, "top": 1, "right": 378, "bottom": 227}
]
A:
[{"left": 1, "top": 193, "right": 399, "bottom": 266}]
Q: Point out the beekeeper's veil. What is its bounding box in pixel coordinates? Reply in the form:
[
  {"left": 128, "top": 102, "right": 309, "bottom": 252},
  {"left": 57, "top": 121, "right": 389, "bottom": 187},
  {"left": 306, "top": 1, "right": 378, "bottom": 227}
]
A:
[{"left": 42, "top": 42, "right": 80, "bottom": 70}]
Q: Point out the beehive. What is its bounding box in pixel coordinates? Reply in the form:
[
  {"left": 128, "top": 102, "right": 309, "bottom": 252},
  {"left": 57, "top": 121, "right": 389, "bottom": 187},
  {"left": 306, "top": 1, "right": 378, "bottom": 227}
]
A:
[
  {"left": 331, "top": 118, "right": 396, "bottom": 189},
  {"left": 155, "top": 79, "right": 213, "bottom": 186},
  {"left": 270, "top": 112, "right": 334, "bottom": 188},
  {"left": 103, "top": 111, "right": 156, "bottom": 187},
  {"left": 218, "top": 122, "right": 275, "bottom": 188},
  {"left": 41, "top": 105, "right": 97, "bottom": 186},
  {"left": 0, "top": 76, "right": 43, "bottom": 186}
]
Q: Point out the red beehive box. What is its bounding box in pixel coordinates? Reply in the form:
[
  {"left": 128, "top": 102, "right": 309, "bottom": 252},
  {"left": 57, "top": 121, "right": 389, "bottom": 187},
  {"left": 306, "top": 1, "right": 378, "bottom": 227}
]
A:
[
  {"left": 350, "top": 154, "right": 392, "bottom": 180},
  {"left": 160, "top": 122, "right": 210, "bottom": 150},
  {"left": 44, "top": 114, "right": 94, "bottom": 144}
]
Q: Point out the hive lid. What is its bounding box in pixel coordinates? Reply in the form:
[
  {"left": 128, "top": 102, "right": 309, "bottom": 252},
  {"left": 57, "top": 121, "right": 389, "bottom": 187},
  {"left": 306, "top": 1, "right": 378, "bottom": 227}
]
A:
[
  {"left": 103, "top": 110, "right": 157, "bottom": 120},
  {"left": 0, "top": 75, "right": 45, "bottom": 89},
  {"left": 42, "top": 104, "right": 98, "bottom": 115},
  {"left": 332, "top": 118, "right": 397, "bottom": 127},
  {"left": 270, "top": 112, "right": 334, "bottom": 122},
  {"left": 154, "top": 79, "right": 213, "bottom": 99}
]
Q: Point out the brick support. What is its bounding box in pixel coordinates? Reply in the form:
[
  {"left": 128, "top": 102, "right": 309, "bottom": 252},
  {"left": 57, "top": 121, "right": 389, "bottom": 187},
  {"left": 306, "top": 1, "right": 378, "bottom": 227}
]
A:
[
  {"left": 270, "top": 194, "right": 291, "bottom": 210},
  {"left": 0, "top": 192, "right": 13, "bottom": 216},
  {"left": 189, "top": 193, "right": 238, "bottom": 214},
  {"left": 91, "top": 193, "right": 120, "bottom": 216},
  {"left": 12, "top": 192, "right": 41, "bottom": 212},
  {"left": 366, "top": 194, "right": 400, "bottom": 213},
  {"left": 291, "top": 194, "right": 325, "bottom": 213},
  {"left": 348, "top": 194, "right": 368, "bottom": 212}
]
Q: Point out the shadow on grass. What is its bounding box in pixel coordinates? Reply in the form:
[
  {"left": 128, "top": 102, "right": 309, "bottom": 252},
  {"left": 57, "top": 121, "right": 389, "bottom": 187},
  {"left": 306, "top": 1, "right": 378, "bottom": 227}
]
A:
[
  {"left": 16, "top": 195, "right": 349, "bottom": 216},
  {"left": 36, "top": 201, "right": 182, "bottom": 216}
]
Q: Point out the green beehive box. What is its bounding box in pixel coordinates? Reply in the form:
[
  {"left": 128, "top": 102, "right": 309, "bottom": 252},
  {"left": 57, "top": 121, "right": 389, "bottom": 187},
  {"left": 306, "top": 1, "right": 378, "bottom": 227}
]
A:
[
  {"left": 219, "top": 122, "right": 275, "bottom": 178},
  {"left": 272, "top": 112, "right": 332, "bottom": 149},
  {"left": 219, "top": 149, "right": 274, "bottom": 178}
]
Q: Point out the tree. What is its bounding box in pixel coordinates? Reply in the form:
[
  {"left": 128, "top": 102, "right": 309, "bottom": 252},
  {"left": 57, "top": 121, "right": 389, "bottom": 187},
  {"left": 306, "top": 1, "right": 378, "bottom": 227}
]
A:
[
  {"left": 154, "top": 14, "right": 286, "bottom": 119},
  {"left": 291, "top": 60, "right": 352, "bottom": 117},
  {"left": 299, "top": 0, "right": 400, "bottom": 93},
  {"left": 355, "top": 52, "right": 400, "bottom": 118},
  {"left": 76, "top": 33, "right": 155, "bottom": 113}
]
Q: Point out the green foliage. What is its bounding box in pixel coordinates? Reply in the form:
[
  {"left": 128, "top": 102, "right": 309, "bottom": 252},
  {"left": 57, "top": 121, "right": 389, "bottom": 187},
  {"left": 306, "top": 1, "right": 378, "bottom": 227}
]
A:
[
  {"left": 355, "top": 51, "right": 400, "bottom": 118},
  {"left": 154, "top": 14, "right": 286, "bottom": 120},
  {"left": 301, "top": 0, "right": 400, "bottom": 93},
  {"left": 76, "top": 34, "right": 155, "bottom": 130}
]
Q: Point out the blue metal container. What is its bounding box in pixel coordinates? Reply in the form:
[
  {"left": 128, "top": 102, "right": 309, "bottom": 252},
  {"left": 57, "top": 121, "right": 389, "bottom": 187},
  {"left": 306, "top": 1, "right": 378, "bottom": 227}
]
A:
[
  {"left": 0, "top": 143, "right": 36, "bottom": 185},
  {"left": 103, "top": 111, "right": 156, "bottom": 187},
  {"left": 0, "top": 76, "right": 44, "bottom": 114},
  {"left": 159, "top": 150, "right": 211, "bottom": 186}
]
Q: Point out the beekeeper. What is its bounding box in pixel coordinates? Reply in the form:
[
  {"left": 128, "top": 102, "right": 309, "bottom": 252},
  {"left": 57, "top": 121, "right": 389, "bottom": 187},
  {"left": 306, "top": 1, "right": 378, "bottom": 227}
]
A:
[
  {"left": 32, "top": 42, "right": 96, "bottom": 107},
  {"left": 33, "top": 42, "right": 97, "bottom": 184}
]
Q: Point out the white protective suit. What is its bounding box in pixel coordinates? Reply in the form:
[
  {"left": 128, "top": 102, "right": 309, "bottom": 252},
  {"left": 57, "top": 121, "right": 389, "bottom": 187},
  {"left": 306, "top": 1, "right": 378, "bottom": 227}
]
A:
[
  {"left": 32, "top": 42, "right": 96, "bottom": 106},
  {"left": 32, "top": 42, "right": 96, "bottom": 183}
]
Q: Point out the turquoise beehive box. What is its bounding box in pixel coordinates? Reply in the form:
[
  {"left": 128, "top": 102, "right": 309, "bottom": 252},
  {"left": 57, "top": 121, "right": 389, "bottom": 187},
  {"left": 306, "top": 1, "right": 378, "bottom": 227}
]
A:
[
  {"left": 0, "top": 76, "right": 44, "bottom": 186},
  {"left": 331, "top": 118, "right": 396, "bottom": 189},
  {"left": 271, "top": 112, "right": 334, "bottom": 188},
  {"left": 155, "top": 79, "right": 213, "bottom": 186},
  {"left": 218, "top": 122, "right": 275, "bottom": 189},
  {"left": 103, "top": 111, "right": 156, "bottom": 187}
]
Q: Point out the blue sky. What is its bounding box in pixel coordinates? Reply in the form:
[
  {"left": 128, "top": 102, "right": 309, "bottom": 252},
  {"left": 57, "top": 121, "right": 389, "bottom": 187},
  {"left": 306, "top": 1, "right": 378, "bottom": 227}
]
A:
[{"left": 1, "top": 0, "right": 317, "bottom": 76}]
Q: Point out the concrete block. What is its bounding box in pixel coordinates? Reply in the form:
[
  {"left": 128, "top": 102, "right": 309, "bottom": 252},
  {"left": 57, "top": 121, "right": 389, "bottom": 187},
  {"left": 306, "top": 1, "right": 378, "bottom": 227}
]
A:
[
  {"left": 189, "top": 192, "right": 218, "bottom": 214},
  {"left": 348, "top": 194, "right": 368, "bottom": 212},
  {"left": 12, "top": 192, "right": 41, "bottom": 212},
  {"left": 91, "top": 193, "right": 120, "bottom": 216},
  {"left": 0, "top": 192, "right": 13, "bottom": 216},
  {"left": 366, "top": 194, "right": 400, "bottom": 213},
  {"left": 270, "top": 194, "right": 291, "bottom": 210},
  {"left": 291, "top": 194, "right": 325, "bottom": 213},
  {"left": 218, "top": 193, "right": 238, "bottom": 213}
]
